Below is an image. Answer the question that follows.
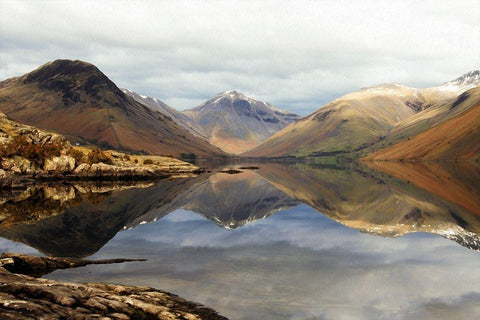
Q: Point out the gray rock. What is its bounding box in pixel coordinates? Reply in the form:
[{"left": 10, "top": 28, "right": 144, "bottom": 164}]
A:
[
  {"left": 43, "top": 155, "right": 76, "bottom": 173},
  {"left": 0, "top": 265, "right": 228, "bottom": 319}
]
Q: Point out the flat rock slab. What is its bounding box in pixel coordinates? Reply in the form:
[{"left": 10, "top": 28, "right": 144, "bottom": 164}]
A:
[{"left": 0, "top": 267, "right": 228, "bottom": 320}]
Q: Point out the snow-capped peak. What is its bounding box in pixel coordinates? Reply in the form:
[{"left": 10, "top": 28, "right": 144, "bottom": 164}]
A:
[{"left": 439, "top": 70, "right": 480, "bottom": 92}]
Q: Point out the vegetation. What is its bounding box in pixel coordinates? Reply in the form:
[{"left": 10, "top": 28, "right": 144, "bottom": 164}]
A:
[
  {"left": 143, "top": 159, "right": 154, "bottom": 165},
  {"left": 0, "top": 136, "right": 62, "bottom": 166},
  {"left": 66, "top": 148, "right": 85, "bottom": 163},
  {"left": 180, "top": 152, "right": 196, "bottom": 164},
  {"left": 86, "top": 148, "right": 113, "bottom": 165}
]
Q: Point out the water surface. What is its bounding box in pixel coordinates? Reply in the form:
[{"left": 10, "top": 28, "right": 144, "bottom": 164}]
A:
[{"left": 1, "top": 161, "right": 479, "bottom": 319}]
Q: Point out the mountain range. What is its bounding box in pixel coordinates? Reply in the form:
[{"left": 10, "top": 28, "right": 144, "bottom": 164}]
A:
[
  {"left": 0, "top": 60, "right": 224, "bottom": 157},
  {"left": 245, "top": 71, "right": 480, "bottom": 160},
  {"left": 0, "top": 59, "right": 478, "bottom": 161}
]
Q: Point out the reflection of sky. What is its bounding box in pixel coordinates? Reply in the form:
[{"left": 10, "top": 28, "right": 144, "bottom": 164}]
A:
[
  {"left": 2, "top": 204, "right": 480, "bottom": 319},
  {"left": 19, "top": 204, "right": 475, "bottom": 320}
]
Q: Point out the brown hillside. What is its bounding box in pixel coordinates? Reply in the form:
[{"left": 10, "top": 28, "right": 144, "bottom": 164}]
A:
[
  {"left": 364, "top": 100, "right": 480, "bottom": 161},
  {"left": 0, "top": 60, "right": 224, "bottom": 157}
]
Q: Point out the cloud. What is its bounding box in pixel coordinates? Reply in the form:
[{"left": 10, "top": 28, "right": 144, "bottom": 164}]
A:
[{"left": 1, "top": 0, "right": 479, "bottom": 114}]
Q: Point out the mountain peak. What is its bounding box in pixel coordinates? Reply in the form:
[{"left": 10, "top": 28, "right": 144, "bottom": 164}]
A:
[
  {"left": 214, "top": 90, "right": 244, "bottom": 100},
  {"left": 24, "top": 59, "right": 101, "bottom": 82},
  {"left": 440, "top": 70, "right": 480, "bottom": 92},
  {"left": 184, "top": 91, "right": 301, "bottom": 154},
  {"left": 20, "top": 59, "right": 123, "bottom": 101}
]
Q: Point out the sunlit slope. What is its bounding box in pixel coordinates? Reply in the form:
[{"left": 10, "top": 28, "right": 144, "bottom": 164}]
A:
[
  {"left": 244, "top": 84, "right": 420, "bottom": 157},
  {"left": 245, "top": 72, "right": 479, "bottom": 158},
  {"left": 0, "top": 60, "right": 224, "bottom": 157},
  {"left": 365, "top": 88, "right": 480, "bottom": 161}
]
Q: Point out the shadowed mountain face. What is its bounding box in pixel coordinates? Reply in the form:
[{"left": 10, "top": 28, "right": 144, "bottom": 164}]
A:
[
  {"left": 0, "top": 60, "right": 224, "bottom": 157},
  {"left": 1, "top": 162, "right": 479, "bottom": 256},
  {"left": 245, "top": 71, "right": 480, "bottom": 158},
  {"left": 183, "top": 91, "right": 301, "bottom": 154},
  {"left": 122, "top": 89, "right": 207, "bottom": 139}
]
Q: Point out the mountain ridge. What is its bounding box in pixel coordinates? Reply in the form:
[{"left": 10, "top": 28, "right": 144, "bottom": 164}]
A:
[
  {"left": 244, "top": 70, "right": 480, "bottom": 158},
  {"left": 183, "top": 90, "right": 301, "bottom": 154},
  {"left": 0, "top": 59, "right": 225, "bottom": 157}
]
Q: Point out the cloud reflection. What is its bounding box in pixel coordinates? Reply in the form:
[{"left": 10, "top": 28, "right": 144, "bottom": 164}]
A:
[{"left": 44, "top": 205, "right": 480, "bottom": 320}]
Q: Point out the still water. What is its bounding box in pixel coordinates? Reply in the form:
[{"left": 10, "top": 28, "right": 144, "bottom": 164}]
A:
[{"left": 1, "top": 161, "right": 479, "bottom": 319}]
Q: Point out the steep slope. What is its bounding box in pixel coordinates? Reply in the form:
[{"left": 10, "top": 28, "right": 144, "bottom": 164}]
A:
[
  {"left": 364, "top": 90, "right": 480, "bottom": 161},
  {"left": 245, "top": 71, "right": 480, "bottom": 158},
  {"left": 244, "top": 84, "right": 419, "bottom": 157},
  {"left": 183, "top": 90, "right": 300, "bottom": 154},
  {"left": 0, "top": 60, "right": 224, "bottom": 157},
  {"left": 122, "top": 89, "right": 207, "bottom": 138}
]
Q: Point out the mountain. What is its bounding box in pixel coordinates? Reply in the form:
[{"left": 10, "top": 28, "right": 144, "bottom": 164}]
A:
[
  {"left": 439, "top": 70, "right": 480, "bottom": 94},
  {"left": 244, "top": 84, "right": 420, "bottom": 157},
  {"left": 183, "top": 90, "right": 300, "bottom": 154},
  {"left": 0, "top": 60, "right": 224, "bottom": 157},
  {"left": 121, "top": 89, "right": 207, "bottom": 138},
  {"left": 244, "top": 71, "right": 480, "bottom": 158},
  {"left": 364, "top": 87, "right": 480, "bottom": 161}
]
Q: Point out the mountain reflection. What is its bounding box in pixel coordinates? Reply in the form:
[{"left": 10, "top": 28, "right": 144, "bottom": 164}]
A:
[{"left": 1, "top": 161, "right": 479, "bottom": 257}]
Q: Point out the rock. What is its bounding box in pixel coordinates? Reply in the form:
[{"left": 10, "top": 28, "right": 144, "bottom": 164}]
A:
[
  {"left": 43, "top": 155, "right": 76, "bottom": 173},
  {"left": 0, "top": 265, "right": 228, "bottom": 320},
  {"left": 73, "top": 163, "right": 91, "bottom": 175},
  {"left": 0, "top": 252, "right": 147, "bottom": 278},
  {"left": 0, "top": 169, "right": 8, "bottom": 180},
  {"left": 43, "top": 185, "right": 77, "bottom": 202}
]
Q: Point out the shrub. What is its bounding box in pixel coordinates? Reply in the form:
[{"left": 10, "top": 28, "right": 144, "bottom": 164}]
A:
[
  {"left": 143, "top": 158, "right": 154, "bottom": 165},
  {"left": 1, "top": 135, "right": 62, "bottom": 166},
  {"left": 66, "top": 148, "right": 85, "bottom": 163},
  {"left": 86, "top": 148, "right": 113, "bottom": 165}
]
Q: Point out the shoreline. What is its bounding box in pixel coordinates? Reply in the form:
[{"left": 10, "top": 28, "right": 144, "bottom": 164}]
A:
[{"left": 0, "top": 253, "right": 228, "bottom": 320}]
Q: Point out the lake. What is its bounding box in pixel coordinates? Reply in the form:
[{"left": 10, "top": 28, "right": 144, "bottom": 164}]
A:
[{"left": 1, "top": 161, "right": 479, "bottom": 320}]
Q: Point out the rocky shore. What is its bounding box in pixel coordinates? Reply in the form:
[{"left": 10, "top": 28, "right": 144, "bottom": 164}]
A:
[
  {"left": 0, "top": 253, "right": 228, "bottom": 320},
  {"left": 0, "top": 111, "right": 201, "bottom": 189}
]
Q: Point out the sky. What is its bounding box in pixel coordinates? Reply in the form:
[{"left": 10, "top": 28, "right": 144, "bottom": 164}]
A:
[{"left": 1, "top": 0, "right": 479, "bottom": 115}]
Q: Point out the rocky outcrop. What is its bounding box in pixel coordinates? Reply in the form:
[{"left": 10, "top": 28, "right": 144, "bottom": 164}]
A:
[
  {"left": 43, "top": 155, "right": 76, "bottom": 172},
  {"left": 0, "top": 112, "right": 201, "bottom": 188},
  {"left": 0, "top": 253, "right": 228, "bottom": 320},
  {"left": 72, "top": 163, "right": 168, "bottom": 180},
  {"left": 0, "top": 252, "right": 146, "bottom": 278}
]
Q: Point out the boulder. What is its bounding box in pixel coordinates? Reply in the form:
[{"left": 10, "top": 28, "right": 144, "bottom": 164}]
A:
[
  {"left": 1, "top": 157, "right": 37, "bottom": 175},
  {"left": 43, "top": 155, "right": 76, "bottom": 173}
]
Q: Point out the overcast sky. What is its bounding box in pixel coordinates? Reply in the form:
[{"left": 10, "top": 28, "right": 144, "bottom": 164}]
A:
[{"left": 1, "top": 0, "right": 479, "bottom": 115}]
